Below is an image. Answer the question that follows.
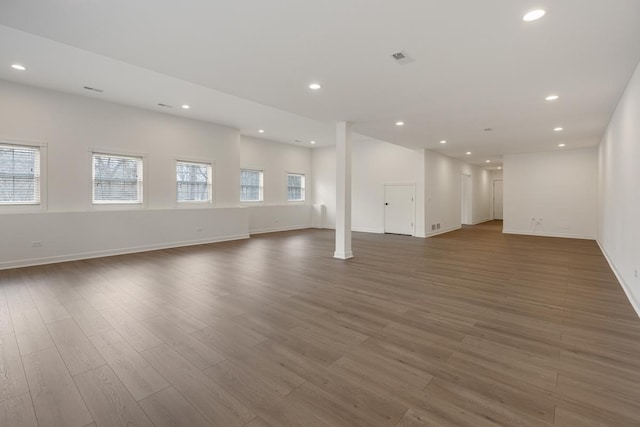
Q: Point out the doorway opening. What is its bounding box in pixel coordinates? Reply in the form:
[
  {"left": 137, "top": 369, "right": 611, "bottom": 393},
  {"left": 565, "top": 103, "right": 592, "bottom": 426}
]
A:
[
  {"left": 493, "top": 180, "right": 503, "bottom": 220},
  {"left": 461, "top": 174, "right": 472, "bottom": 225}
]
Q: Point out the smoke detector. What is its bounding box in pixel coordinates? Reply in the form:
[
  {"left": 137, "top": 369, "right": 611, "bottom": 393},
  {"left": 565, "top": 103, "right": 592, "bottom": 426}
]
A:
[{"left": 391, "top": 50, "right": 414, "bottom": 65}]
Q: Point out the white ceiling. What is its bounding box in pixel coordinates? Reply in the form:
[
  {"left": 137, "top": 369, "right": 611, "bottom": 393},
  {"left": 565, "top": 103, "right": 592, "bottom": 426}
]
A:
[{"left": 1, "top": 0, "right": 639, "bottom": 166}]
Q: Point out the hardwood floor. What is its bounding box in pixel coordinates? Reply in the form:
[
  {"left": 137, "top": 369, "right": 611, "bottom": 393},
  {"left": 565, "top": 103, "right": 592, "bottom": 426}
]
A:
[{"left": 1, "top": 221, "right": 639, "bottom": 426}]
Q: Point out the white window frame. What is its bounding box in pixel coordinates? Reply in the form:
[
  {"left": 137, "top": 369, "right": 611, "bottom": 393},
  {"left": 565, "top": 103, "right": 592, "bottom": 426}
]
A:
[
  {"left": 175, "top": 158, "right": 214, "bottom": 205},
  {"left": 287, "top": 172, "right": 306, "bottom": 202},
  {"left": 90, "top": 149, "right": 146, "bottom": 207},
  {"left": 0, "top": 140, "right": 47, "bottom": 213},
  {"left": 240, "top": 168, "right": 264, "bottom": 203}
]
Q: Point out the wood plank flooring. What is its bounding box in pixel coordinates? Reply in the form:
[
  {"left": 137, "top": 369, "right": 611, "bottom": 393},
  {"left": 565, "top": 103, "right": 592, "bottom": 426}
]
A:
[{"left": 1, "top": 221, "right": 640, "bottom": 426}]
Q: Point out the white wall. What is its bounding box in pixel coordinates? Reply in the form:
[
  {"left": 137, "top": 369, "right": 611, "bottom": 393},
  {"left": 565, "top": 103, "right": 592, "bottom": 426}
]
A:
[
  {"left": 352, "top": 139, "right": 419, "bottom": 233},
  {"left": 311, "top": 139, "right": 420, "bottom": 233},
  {"left": 503, "top": 148, "right": 598, "bottom": 239},
  {"left": 0, "top": 208, "right": 249, "bottom": 269},
  {"left": 598, "top": 61, "right": 640, "bottom": 315},
  {"left": 312, "top": 142, "right": 490, "bottom": 237},
  {"left": 490, "top": 170, "right": 504, "bottom": 220},
  {"left": 0, "top": 80, "right": 248, "bottom": 268},
  {"left": 311, "top": 146, "right": 337, "bottom": 228},
  {"left": 0, "top": 81, "right": 241, "bottom": 211},
  {"left": 240, "top": 136, "right": 313, "bottom": 233},
  {"left": 423, "top": 150, "right": 491, "bottom": 236}
]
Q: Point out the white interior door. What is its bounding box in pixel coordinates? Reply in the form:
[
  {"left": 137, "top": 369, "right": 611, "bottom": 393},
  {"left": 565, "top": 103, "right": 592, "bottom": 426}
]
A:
[
  {"left": 461, "top": 174, "right": 472, "bottom": 225},
  {"left": 384, "top": 185, "right": 415, "bottom": 235},
  {"left": 493, "top": 180, "right": 503, "bottom": 220}
]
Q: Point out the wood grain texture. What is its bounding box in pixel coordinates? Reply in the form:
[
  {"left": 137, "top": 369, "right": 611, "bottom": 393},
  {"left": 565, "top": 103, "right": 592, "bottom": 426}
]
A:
[
  {"left": 73, "top": 365, "right": 153, "bottom": 427},
  {"left": 22, "top": 347, "right": 93, "bottom": 427},
  {"left": 138, "top": 387, "right": 211, "bottom": 427},
  {"left": 0, "top": 222, "right": 638, "bottom": 426},
  {"left": 0, "top": 394, "right": 38, "bottom": 427},
  {"left": 89, "top": 330, "right": 168, "bottom": 401},
  {"left": 46, "top": 318, "right": 105, "bottom": 376},
  {"left": 141, "top": 344, "right": 254, "bottom": 427},
  {"left": 0, "top": 334, "right": 29, "bottom": 403}
]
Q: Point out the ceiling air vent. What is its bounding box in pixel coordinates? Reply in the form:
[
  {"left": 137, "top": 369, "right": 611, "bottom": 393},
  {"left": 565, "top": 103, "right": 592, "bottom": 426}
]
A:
[
  {"left": 158, "top": 103, "right": 173, "bottom": 108},
  {"left": 391, "top": 50, "right": 414, "bottom": 65},
  {"left": 83, "top": 86, "right": 104, "bottom": 93}
]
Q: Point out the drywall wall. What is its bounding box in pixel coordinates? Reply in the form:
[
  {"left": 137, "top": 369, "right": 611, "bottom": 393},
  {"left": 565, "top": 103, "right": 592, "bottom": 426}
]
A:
[
  {"left": 312, "top": 142, "right": 489, "bottom": 237},
  {"left": 311, "top": 146, "right": 337, "bottom": 228},
  {"left": 0, "top": 80, "right": 247, "bottom": 267},
  {"left": 0, "top": 80, "right": 241, "bottom": 209},
  {"left": 0, "top": 208, "right": 249, "bottom": 269},
  {"left": 424, "top": 150, "right": 491, "bottom": 236},
  {"left": 240, "top": 136, "right": 314, "bottom": 233},
  {"left": 352, "top": 139, "right": 419, "bottom": 233},
  {"left": 503, "top": 148, "right": 598, "bottom": 239},
  {"left": 311, "top": 138, "right": 419, "bottom": 233},
  {"left": 598, "top": 61, "right": 640, "bottom": 315},
  {"left": 240, "top": 136, "right": 312, "bottom": 205},
  {"left": 490, "top": 170, "right": 504, "bottom": 220},
  {"left": 463, "top": 162, "right": 491, "bottom": 225}
]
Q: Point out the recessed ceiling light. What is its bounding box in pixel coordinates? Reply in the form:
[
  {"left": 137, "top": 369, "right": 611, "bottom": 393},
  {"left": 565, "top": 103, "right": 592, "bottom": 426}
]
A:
[
  {"left": 258, "top": 129, "right": 265, "bottom": 133},
  {"left": 486, "top": 160, "right": 491, "bottom": 163},
  {"left": 558, "top": 143, "right": 566, "bottom": 147},
  {"left": 11, "top": 64, "right": 26, "bottom": 71},
  {"left": 309, "top": 83, "right": 322, "bottom": 90},
  {"left": 546, "top": 94, "right": 559, "bottom": 101},
  {"left": 395, "top": 121, "right": 405, "bottom": 126},
  {"left": 466, "top": 151, "right": 472, "bottom": 155},
  {"left": 523, "top": 9, "right": 546, "bottom": 22},
  {"left": 181, "top": 104, "right": 190, "bottom": 109},
  {"left": 310, "top": 141, "right": 316, "bottom": 145},
  {"left": 498, "top": 166, "right": 502, "bottom": 170},
  {"left": 554, "top": 127, "right": 564, "bottom": 132},
  {"left": 440, "top": 140, "right": 447, "bottom": 144}
]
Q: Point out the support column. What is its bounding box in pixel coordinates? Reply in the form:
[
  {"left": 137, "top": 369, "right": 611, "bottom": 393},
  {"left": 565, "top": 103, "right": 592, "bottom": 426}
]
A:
[{"left": 334, "top": 121, "right": 353, "bottom": 259}]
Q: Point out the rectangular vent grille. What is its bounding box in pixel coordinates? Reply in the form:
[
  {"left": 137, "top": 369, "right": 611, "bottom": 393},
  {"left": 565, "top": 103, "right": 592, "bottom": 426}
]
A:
[
  {"left": 83, "top": 86, "right": 104, "bottom": 93},
  {"left": 391, "top": 50, "right": 414, "bottom": 65}
]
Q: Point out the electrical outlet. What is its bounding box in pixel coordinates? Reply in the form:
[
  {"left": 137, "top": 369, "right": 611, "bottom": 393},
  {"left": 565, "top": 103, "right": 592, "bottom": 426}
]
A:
[
  {"left": 431, "top": 224, "right": 436, "bottom": 230},
  {"left": 31, "top": 241, "right": 43, "bottom": 247}
]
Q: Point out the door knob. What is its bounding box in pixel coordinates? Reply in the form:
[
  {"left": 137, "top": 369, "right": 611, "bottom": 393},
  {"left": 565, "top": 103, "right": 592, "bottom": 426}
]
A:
[{"left": 385, "top": 203, "right": 389, "bottom": 205}]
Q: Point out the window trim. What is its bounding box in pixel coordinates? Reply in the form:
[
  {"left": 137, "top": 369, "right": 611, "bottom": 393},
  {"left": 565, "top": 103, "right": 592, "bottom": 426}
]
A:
[
  {"left": 89, "top": 148, "right": 147, "bottom": 208},
  {"left": 286, "top": 172, "right": 306, "bottom": 203},
  {"left": 240, "top": 168, "right": 264, "bottom": 203},
  {"left": 0, "top": 139, "right": 47, "bottom": 213},
  {"left": 175, "top": 158, "right": 214, "bottom": 205}
]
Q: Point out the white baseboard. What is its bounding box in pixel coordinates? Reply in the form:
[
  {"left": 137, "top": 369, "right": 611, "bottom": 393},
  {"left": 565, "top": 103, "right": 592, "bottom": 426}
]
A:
[
  {"left": 426, "top": 225, "right": 461, "bottom": 237},
  {"left": 470, "top": 218, "right": 491, "bottom": 225},
  {"left": 334, "top": 251, "right": 354, "bottom": 260},
  {"left": 597, "top": 240, "right": 640, "bottom": 318},
  {"left": 249, "top": 225, "right": 312, "bottom": 235},
  {"left": 503, "top": 229, "right": 595, "bottom": 240},
  {"left": 351, "top": 226, "right": 385, "bottom": 234},
  {"left": 0, "top": 234, "right": 250, "bottom": 270}
]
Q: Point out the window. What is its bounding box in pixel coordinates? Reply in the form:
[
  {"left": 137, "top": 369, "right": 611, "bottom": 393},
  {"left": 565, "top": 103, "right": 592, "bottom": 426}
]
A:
[
  {"left": 92, "top": 153, "right": 143, "bottom": 204},
  {"left": 287, "top": 173, "right": 305, "bottom": 201},
  {"left": 240, "top": 169, "right": 263, "bottom": 202},
  {"left": 176, "top": 160, "right": 212, "bottom": 203},
  {"left": 0, "top": 143, "right": 41, "bottom": 205}
]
